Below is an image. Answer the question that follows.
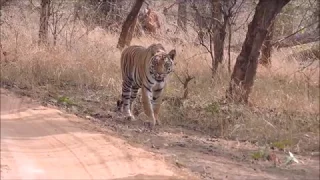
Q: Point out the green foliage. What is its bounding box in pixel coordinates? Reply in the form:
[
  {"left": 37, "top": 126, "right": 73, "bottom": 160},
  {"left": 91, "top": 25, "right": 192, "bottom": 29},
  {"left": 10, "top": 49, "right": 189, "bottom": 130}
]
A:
[
  {"left": 251, "top": 148, "right": 268, "bottom": 160},
  {"left": 271, "top": 140, "right": 293, "bottom": 150},
  {"left": 57, "top": 96, "right": 76, "bottom": 106},
  {"left": 205, "top": 102, "right": 220, "bottom": 114}
]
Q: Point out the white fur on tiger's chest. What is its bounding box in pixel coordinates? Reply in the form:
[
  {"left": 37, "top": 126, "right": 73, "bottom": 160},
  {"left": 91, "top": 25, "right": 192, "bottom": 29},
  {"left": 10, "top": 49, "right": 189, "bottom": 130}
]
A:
[{"left": 152, "top": 81, "right": 165, "bottom": 91}]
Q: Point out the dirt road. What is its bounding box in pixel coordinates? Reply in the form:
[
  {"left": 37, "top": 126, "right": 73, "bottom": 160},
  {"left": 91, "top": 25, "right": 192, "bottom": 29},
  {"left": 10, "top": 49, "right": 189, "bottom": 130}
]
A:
[{"left": 0, "top": 89, "right": 189, "bottom": 180}]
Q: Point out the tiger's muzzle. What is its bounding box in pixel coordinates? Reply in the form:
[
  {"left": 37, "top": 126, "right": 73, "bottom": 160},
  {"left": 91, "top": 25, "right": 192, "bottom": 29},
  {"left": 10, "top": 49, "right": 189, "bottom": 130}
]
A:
[{"left": 155, "top": 73, "right": 166, "bottom": 82}]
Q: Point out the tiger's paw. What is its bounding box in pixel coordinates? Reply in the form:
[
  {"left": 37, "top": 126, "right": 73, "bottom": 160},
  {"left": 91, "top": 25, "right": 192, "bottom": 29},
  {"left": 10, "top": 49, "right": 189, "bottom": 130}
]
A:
[
  {"left": 143, "top": 121, "right": 155, "bottom": 130},
  {"left": 155, "top": 120, "right": 161, "bottom": 126},
  {"left": 125, "top": 115, "right": 135, "bottom": 121}
]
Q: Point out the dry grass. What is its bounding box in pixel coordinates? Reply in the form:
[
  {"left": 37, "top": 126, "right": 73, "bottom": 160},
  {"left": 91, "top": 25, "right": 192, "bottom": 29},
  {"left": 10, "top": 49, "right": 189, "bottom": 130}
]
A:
[{"left": 1, "top": 1, "right": 319, "bottom": 153}]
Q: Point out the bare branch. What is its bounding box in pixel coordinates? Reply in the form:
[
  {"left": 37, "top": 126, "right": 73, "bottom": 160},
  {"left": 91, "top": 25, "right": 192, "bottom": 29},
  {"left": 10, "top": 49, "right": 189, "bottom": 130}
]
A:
[
  {"left": 272, "top": 20, "right": 319, "bottom": 47},
  {"left": 163, "top": 1, "right": 178, "bottom": 14},
  {"left": 233, "top": 7, "right": 255, "bottom": 32}
]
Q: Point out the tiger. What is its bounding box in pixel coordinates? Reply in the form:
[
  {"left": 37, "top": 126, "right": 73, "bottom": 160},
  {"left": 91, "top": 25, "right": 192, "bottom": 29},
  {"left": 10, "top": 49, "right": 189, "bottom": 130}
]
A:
[{"left": 117, "top": 43, "right": 176, "bottom": 129}]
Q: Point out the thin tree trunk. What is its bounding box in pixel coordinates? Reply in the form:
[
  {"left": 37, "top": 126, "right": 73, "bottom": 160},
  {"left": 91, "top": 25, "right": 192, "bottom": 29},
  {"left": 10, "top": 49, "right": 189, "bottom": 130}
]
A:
[
  {"left": 211, "top": 0, "right": 226, "bottom": 77},
  {"left": 178, "top": 0, "right": 187, "bottom": 32},
  {"left": 117, "top": 0, "right": 144, "bottom": 50},
  {"left": 226, "top": 0, "right": 290, "bottom": 103},
  {"left": 227, "top": 21, "right": 232, "bottom": 73},
  {"left": 259, "top": 21, "right": 275, "bottom": 67},
  {"left": 191, "top": 1, "right": 206, "bottom": 31},
  {"left": 73, "top": 0, "right": 81, "bottom": 21},
  {"left": 38, "top": 0, "right": 51, "bottom": 46}
]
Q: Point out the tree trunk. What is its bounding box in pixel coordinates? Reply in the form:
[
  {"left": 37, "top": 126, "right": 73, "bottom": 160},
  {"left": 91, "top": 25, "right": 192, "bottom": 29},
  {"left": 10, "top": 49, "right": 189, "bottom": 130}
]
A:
[
  {"left": 227, "top": 20, "right": 232, "bottom": 73},
  {"left": 259, "top": 21, "right": 275, "bottom": 67},
  {"left": 191, "top": 1, "right": 208, "bottom": 31},
  {"left": 125, "top": 16, "right": 138, "bottom": 46},
  {"left": 226, "top": 0, "right": 290, "bottom": 103},
  {"left": 177, "top": 0, "right": 187, "bottom": 32},
  {"left": 211, "top": 0, "right": 226, "bottom": 77},
  {"left": 38, "top": 0, "right": 51, "bottom": 46},
  {"left": 73, "top": 0, "right": 82, "bottom": 21},
  {"left": 117, "top": 0, "right": 144, "bottom": 50}
]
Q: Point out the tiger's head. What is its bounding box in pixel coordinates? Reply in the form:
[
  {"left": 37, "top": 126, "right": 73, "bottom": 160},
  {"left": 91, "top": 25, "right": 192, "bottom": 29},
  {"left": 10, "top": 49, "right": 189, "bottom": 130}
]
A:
[{"left": 149, "top": 49, "right": 176, "bottom": 82}]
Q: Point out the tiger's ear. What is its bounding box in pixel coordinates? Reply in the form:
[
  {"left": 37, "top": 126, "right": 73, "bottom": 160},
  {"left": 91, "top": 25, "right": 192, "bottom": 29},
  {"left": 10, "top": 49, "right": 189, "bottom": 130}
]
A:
[{"left": 168, "top": 49, "right": 176, "bottom": 60}]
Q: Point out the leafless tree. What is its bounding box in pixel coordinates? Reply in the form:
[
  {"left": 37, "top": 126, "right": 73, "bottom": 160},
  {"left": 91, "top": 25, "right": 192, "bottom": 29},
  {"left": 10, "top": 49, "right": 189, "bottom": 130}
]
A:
[
  {"left": 74, "top": 0, "right": 130, "bottom": 33},
  {"left": 273, "top": 22, "right": 319, "bottom": 48},
  {"left": 49, "top": 0, "right": 72, "bottom": 46},
  {"left": 192, "top": 0, "right": 236, "bottom": 77},
  {"left": 38, "top": 0, "right": 51, "bottom": 45},
  {"left": 226, "top": 0, "right": 291, "bottom": 103},
  {"left": 100, "top": 0, "right": 124, "bottom": 21},
  {"left": 212, "top": 0, "right": 238, "bottom": 76},
  {"left": 211, "top": 0, "right": 224, "bottom": 76},
  {"left": 226, "top": 0, "right": 246, "bottom": 73},
  {"left": 117, "top": 0, "right": 144, "bottom": 50},
  {"left": 177, "top": 0, "right": 187, "bottom": 32},
  {"left": 259, "top": 0, "right": 319, "bottom": 67}
]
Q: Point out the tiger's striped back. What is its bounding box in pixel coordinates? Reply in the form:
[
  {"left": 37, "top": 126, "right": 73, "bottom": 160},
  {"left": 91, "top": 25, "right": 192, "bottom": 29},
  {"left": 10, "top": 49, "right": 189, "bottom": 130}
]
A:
[{"left": 121, "top": 45, "right": 149, "bottom": 89}]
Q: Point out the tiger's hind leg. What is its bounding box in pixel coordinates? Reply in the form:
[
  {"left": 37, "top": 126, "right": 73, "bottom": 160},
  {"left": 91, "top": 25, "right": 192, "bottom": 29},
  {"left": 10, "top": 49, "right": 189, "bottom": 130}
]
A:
[
  {"left": 129, "top": 85, "right": 140, "bottom": 119},
  {"left": 121, "top": 80, "right": 135, "bottom": 120},
  {"left": 116, "top": 100, "right": 123, "bottom": 112}
]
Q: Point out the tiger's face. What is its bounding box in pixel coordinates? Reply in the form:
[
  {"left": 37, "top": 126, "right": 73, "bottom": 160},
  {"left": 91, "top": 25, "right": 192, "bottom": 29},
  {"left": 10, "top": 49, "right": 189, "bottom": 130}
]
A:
[{"left": 150, "top": 49, "right": 176, "bottom": 82}]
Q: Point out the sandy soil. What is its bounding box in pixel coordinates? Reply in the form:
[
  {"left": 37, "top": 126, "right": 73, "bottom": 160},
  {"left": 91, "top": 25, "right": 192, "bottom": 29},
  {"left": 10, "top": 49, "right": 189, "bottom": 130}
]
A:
[
  {"left": 1, "top": 88, "right": 319, "bottom": 180},
  {"left": 0, "top": 88, "right": 191, "bottom": 180}
]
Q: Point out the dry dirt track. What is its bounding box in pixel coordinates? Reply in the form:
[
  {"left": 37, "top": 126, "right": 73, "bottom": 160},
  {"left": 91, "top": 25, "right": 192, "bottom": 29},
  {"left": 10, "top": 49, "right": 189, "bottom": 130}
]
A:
[{"left": 0, "top": 89, "right": 190, "bottom": 180}]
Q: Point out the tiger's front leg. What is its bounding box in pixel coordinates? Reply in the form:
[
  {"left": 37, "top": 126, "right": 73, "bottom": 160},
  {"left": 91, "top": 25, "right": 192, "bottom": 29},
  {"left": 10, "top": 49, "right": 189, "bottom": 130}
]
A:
[
  {"left": 152, "top": 87, "right": 164, "bottom": 126},
  {"left": 121, "top": 81, "right": 135, "bottom": 120},
  {"left": 141, "top": 86, "right": 156, "bottom": 128}
]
